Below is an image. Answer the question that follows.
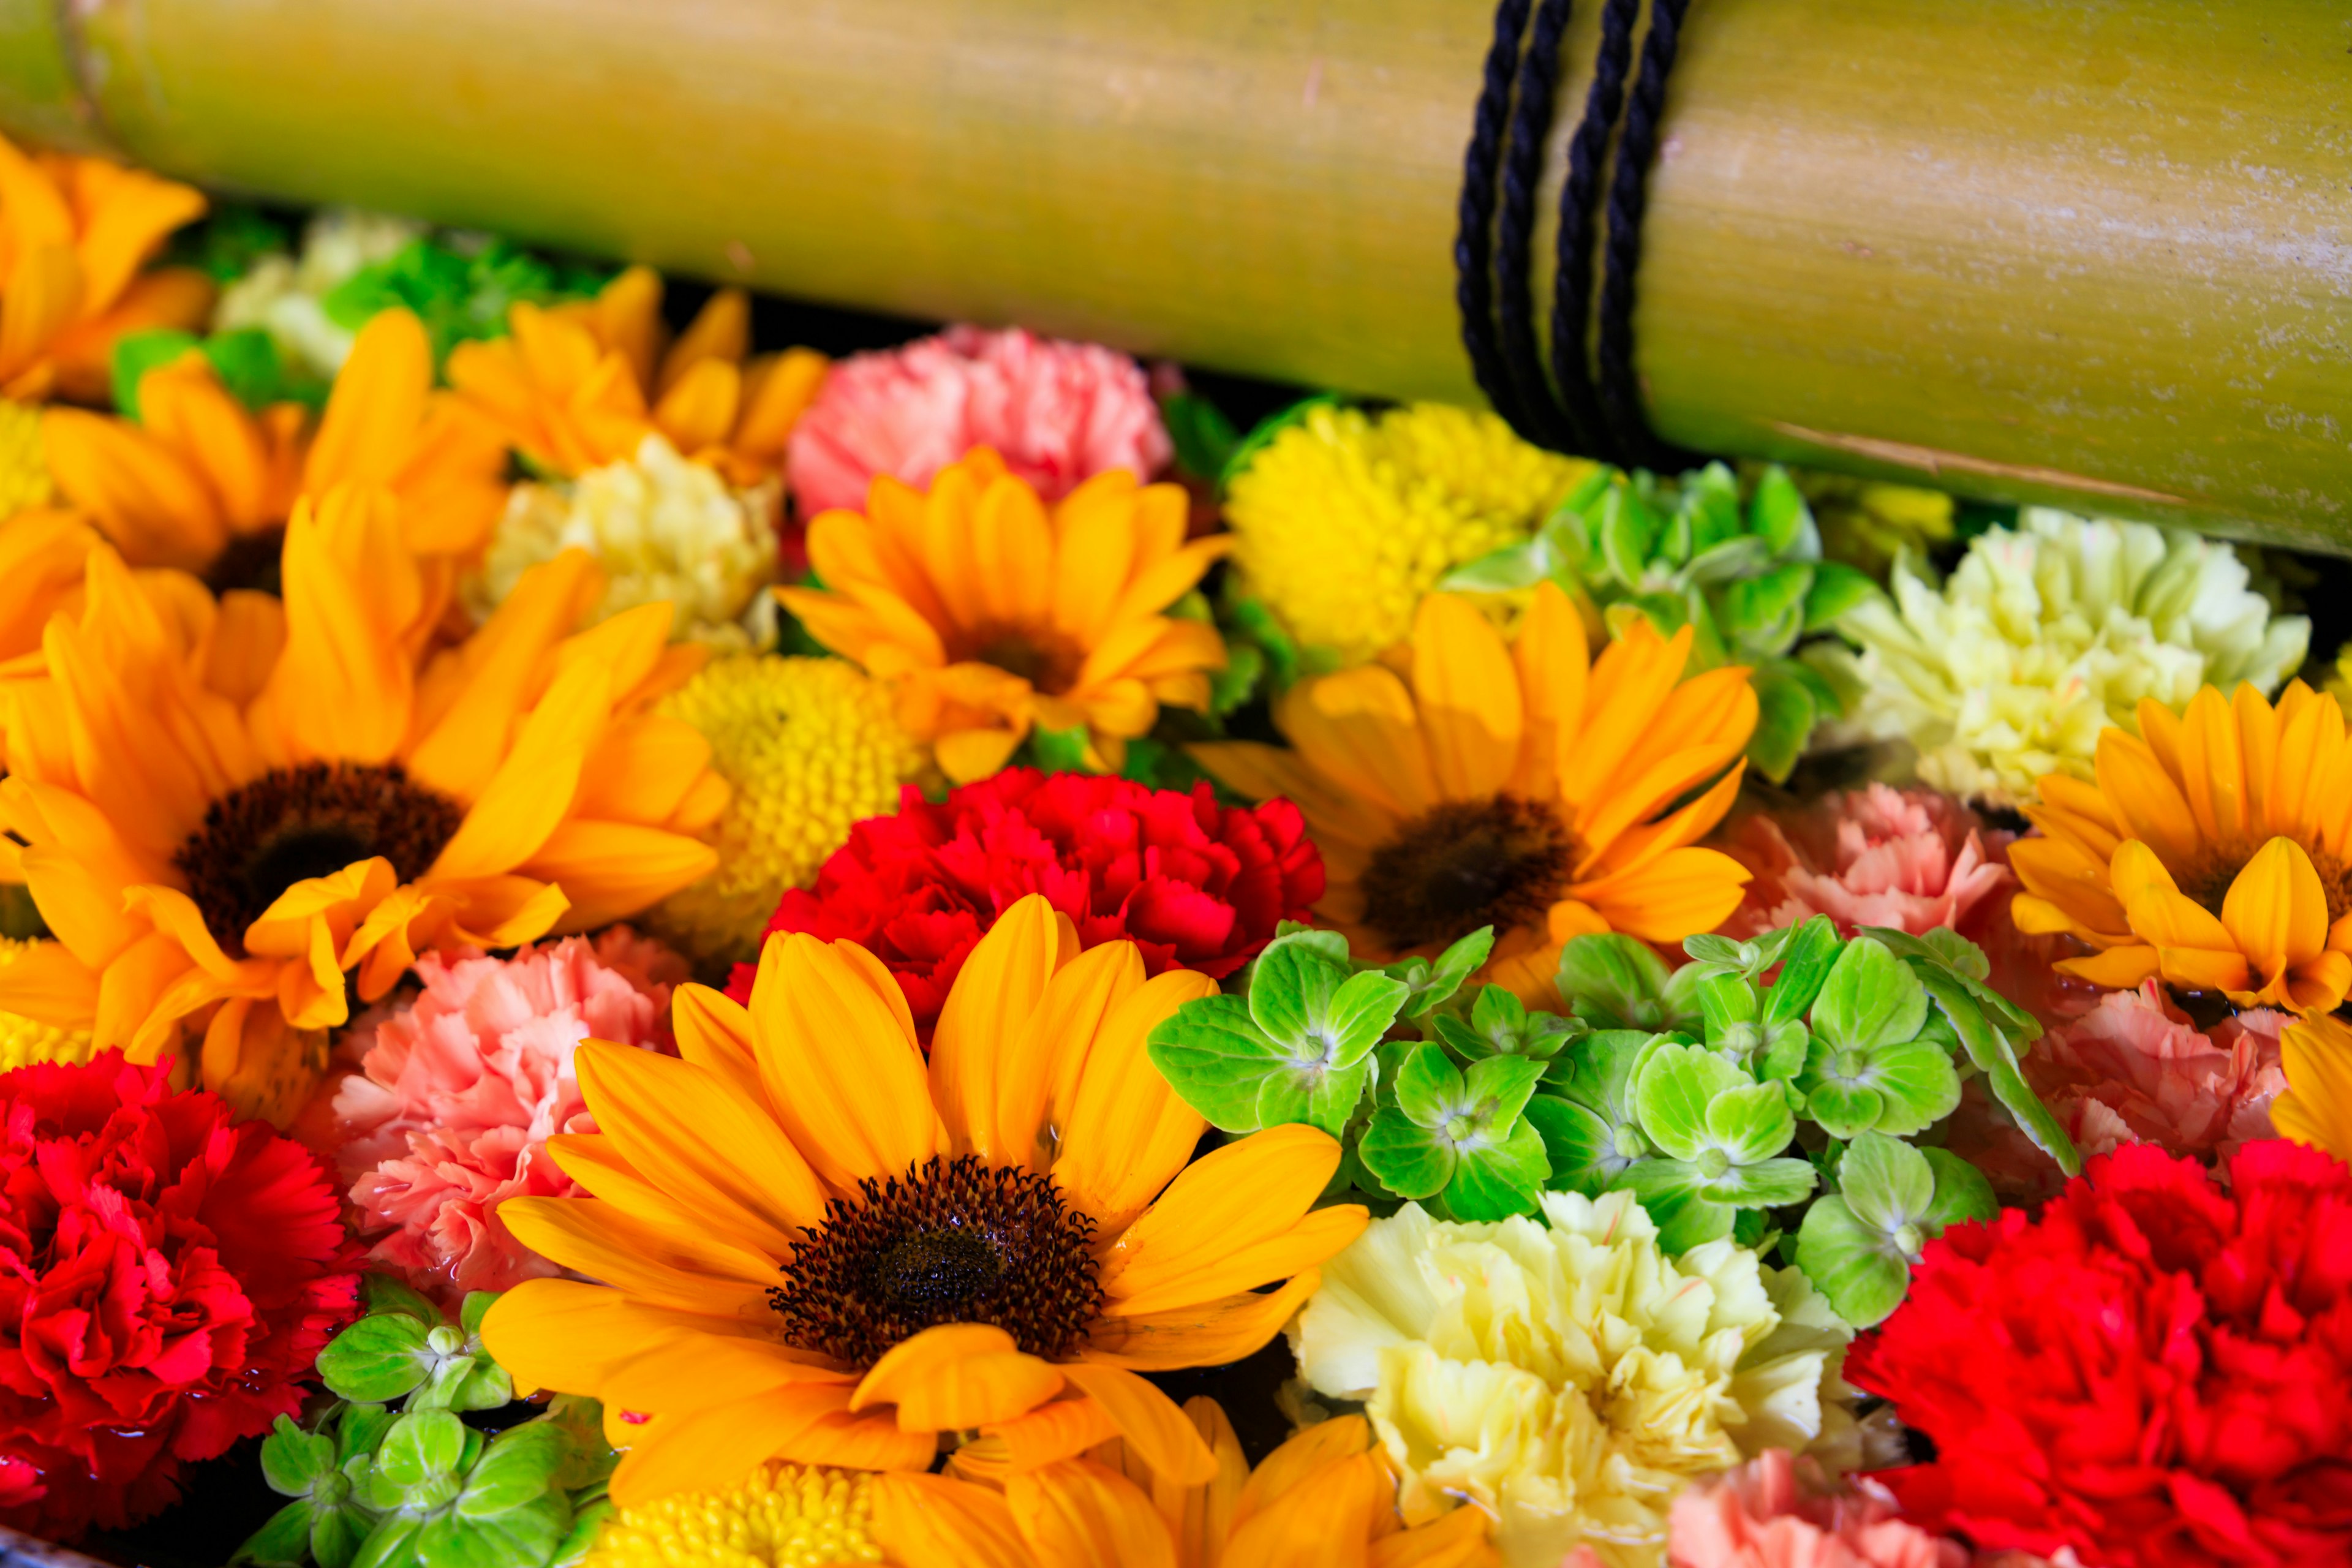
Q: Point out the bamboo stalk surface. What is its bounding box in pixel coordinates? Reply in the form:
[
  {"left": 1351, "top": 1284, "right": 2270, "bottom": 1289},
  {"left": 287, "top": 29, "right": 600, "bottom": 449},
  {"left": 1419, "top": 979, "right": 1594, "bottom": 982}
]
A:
[{"left": 0, "top": 0, "right": 2344, "bottom": 540}]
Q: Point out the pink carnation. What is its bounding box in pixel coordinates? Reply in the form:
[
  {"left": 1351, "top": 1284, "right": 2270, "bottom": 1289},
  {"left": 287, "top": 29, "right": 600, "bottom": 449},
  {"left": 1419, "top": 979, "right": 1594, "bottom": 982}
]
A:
[
  {"left": 786, "top": 325, "right": 1171, "bottom": 516},
  {"left": 1656, "top": 1449, "right": 1972, "bottom": 1567},
  {"left": 1942, "top": 980, "right": 2286, "bottom": 1204},
  {"left": 326, "top": 930, "right": 685, "bottom": 1297}
]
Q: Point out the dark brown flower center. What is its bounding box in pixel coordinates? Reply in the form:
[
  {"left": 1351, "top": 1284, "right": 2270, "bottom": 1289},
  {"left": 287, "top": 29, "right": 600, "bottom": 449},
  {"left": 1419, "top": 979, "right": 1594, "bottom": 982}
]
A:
[
  {"left": 1359, "top": 793, "right": 1575, "bottom": 952},
  {"left": 2176, "top": 835, "right": 2352, "bottom": 927},
  {"left": 963, "top": 624, "right": 1083, "bottom": 694},
  {"left": 203, "top": 526, "right": 286, "bottom": 598},
  {"left": 767, "top": 1155, "right": 1103, "bottom": 1368},
  {"left": 173, "top": 763, "right": 465, "bottom": 957}
]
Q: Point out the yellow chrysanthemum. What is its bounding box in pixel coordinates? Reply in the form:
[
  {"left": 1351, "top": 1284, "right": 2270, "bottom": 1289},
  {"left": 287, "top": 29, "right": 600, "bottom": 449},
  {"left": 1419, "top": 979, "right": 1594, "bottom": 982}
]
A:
[
  {"left": 448, "top": 266, "right": 826, "bottom": 487},
  {"left": 1226, "top": 402, "right": 1592, "bottom": 664},
  {"left": 778, "top": 447, "right": 1230, "bottom": 783},
  {"left": 2276, "top": 1011, "right": 2352, "bottom": 1166},
  {"left": 0, "top": 937, "right": 95, "bottom": 1070},
  {"left": 648, "top": 654, "right": 928, "bottom": 969},
  {"left": 0, "top": 490, "right": 725, "bottom": 1125},
  {"left": 0, "top": 134, "right": 212, "bottom": 404},
  {"left": 1797, "top": 471, "right": 1954, "bottom": 579},
  {"left": 2010, "top": 681, "right": 2352, "bottom": 1011},
  {"left": 0, "top": 398, "right": 56, "bottom": 519},
  {"left": 584, "top": 1462, "right": 884, "bottom": 1568},
  {"left": 1292, "top": 1190, "right": 1856, "bottom": 1568}
]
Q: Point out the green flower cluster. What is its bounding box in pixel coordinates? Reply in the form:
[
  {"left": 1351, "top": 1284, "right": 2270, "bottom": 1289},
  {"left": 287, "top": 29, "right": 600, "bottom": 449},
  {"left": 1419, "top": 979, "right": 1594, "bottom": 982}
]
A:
[
  {"left": 1445, "top": 462, "right": 1879, "bottom": 780},
  {"left": 236, "top": 1279, "right": 617, "bottom": 1568}
]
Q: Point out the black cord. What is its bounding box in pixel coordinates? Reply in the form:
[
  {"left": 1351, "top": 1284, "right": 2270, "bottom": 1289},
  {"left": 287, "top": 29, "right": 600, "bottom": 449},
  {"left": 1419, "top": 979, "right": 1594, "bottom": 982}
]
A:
[
  {"left": 1455, "top": 0, "right": 1537, "bottom": 440},
  {"left": 1548, "top": 0, "right": 1640, "bottom": 461},
  {"left": 1493, "top": 0, "right": 1582, "bottom": 453},
  {"left": 1594, "top": 0, "right": 1699, "bottom": 470}
]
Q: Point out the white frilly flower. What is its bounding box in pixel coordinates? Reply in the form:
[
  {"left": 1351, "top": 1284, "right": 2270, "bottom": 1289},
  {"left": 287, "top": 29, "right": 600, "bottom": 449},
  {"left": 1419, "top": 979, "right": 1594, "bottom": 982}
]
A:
[
  {"left": 213, "top": 208, "right": 426, "bottom": 381},
  {"left": 467, "top": 432, "right": 782, "bottom": 648},
  {"left": 1290, "top": 1191, "right": 1856, "bottom": 1568},
  {"left": 1809, "top": 508, "right": 2308, "bottom": 807}
]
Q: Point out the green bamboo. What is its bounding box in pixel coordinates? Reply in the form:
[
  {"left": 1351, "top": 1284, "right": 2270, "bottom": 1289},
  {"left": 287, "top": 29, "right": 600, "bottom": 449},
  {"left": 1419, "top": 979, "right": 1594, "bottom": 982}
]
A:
[{"left": 0, "top": 0, "right": 2343, "bottom": 540}]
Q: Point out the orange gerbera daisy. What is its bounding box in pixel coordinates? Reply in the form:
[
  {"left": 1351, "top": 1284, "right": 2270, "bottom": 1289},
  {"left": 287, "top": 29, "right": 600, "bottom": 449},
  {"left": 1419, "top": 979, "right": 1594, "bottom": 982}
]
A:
[
  {"left": 0, "top": 135, "right": 211, "bottom": 403},
  {"left": 2010, "top": 682, "right": 2352, "bottom": 1011},
  {"left": 0, "top": 507, "right": 101, "bottom": 662},
  {"left": 480, "top": 894, "right": 1363, "bottom": 1506},
  {"left": 446, "top": 265, "right": 826, "bottom": 486},
  {"left": 40, "top": 306, "right": 508, "bottom": 591},
  {"left": 2276, "top": 1011, "right": 2352, "bottom": 1166},
  {"left": 777, "top": 448, "right": 1229, "bottom": 783},
  {"left": 0, "top": 489, "right": 723, "bottom": 1124},
  {"left": 1194, "top": 583, "right": 1754, "bottom": 1002}
]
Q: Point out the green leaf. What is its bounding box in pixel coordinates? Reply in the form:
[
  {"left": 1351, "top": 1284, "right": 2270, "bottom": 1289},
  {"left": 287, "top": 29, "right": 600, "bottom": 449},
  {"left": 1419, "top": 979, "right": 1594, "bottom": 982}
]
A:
[
  {"left": 1147, "top": 995, "right": 1280, "bottom": 1132},
  {"left": 1302, "top": 1059, "right": 1374, "bottom": 1139},
  {"left": 1744, "top": 665, "right": 1819, "bottom": 783},
  {"left": 1811, "top": 937, "right": 1929, "bottom": 1053},
  {"left": 1863, "top": 1035, "right": 1964, "bottom": 1136},
  {"left": 1700, "top": 1156, "right": 1817, "bottom": 1208},
  {"left": 538, "top": 1395, "right": 620, "bottom": 1493},
  {"left": 1803, "top": 1079, "right": 1885, "bottom": 1140},
  {"left": 1547, "top": 1028, "right": 1664, "bottom": 1123},
  {"left": 1915, "top": 968, "right": 2081, "bottom": 1176},
  {"left": 203, "top": 327, "right": 288, "bottom": 411},
  {"left": 1597, "top": 486, "right": 1662, "bottom": 588},
  {"left": 1704, "top": 1080, "right": 1798, "bottom": 1165},
  {"left": 319, "top": 1313, "right": 436, "bottom": 1404},
  {"left": 1802, "top": 560, "right": 1881, "bottom": 631},
  {"left": 1632, "top": 1042, "right": 1752, "bottom": 1161},
  {"left": 1249, "top": 939, "right": 1345, "bottom": 1050},
  {"left": 1721, "top": 563, "right": 1815, "bottom": 656},
  {"left": 552, "top": 1501, "right": 614, "bottom": 1568},
  {"left": 261, "top": 1414, "right": 336, "bottom": 1495},
  {"left": 374, "top": 1410, "right": 468, "bottom": 1492},
  {"left": 1403, "top": 927, "right": 1496, "bottom": 1019},
  {"left": 1357, "top": 1107, "right": 1455, "bottom": 1199},
  {"left": 1795, "top": 1197, "right": 1913, "bottom": 1328},
  {"left": 1523, "top": 1095, "right": 1628, "bottom": 1195},
  {"left": 1558, "top": 934, "right": 1676, "bottom": 1028},
  {"left": 1392, "top": 1042, "right": 1464, "bottom": 1126},
  {"left": 365, "top": 1274, "right": 448, "bottom": 1327},
  {"left": 1161, "top": 390, "right": 1242, "bottom": 480},
  {"left": 313, "top": 1504, "right": 375, "bottom": 1568},
  {"left": 110, "top": 328, "right": 202, "bottom": 420},
  {"left": 350, "top": 1515, "right": 426, "bottom": 1568},
  {"left": 445, "top": 1359, "right": 515, "bottom": 1414},
  {"left": 1679, "top": 462, "right": 1744, "bottom": 553},
  {"left": 1838, "top": 1130, "right": 1935, "bottom": 1234},
  {"left": 236, "top": 1499, "right": 321, "bottom": 1567},
  {"left": 1442, "top": 1120, "right": 1549, "bottom": 1220},
  {"left": 1756, "top": 1019, "right": 1811, "bottom": 1082},
  {"left": 1763, "top": 917, "right": 1842, "bottom": 1025},
  {"left": 458, "top": 1423, "right": 568, "bottom": 1519},
  {"left": 1440, "top": 539, "right": 1556, "bottom": 594},
  {"left": 1463, "top": 1054, "right": 1546, "bottom": 1133},
  {"left": 1323, "top": 968, "right": 1412, "bottom": 1068},
  {"left": 1921, "top": 1147, "right": 2000, "bottom": 1232},
  {"left": 1615, "top": 1160, "right": 1736, "bottom": 1253},
  {"left": 338, "top": 1403, "right": 397, "bottom": 1464},
  {"left": 1028, "top": 722, "right": 1093, "bottom": 774},
  {"left": 1748, "top": 465, "right": 1815, "bottom": 557},
  {"left": 459, "top": 1292, "right": 498, "bottom": 1340}
]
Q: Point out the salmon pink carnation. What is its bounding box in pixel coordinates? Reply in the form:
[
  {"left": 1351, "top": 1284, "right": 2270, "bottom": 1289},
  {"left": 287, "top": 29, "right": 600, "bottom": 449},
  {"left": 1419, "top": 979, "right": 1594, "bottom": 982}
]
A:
[
  {"left": 0, "top": 1054, "right": 362, "bottom": 1541},
  {"left": 330, "top": 930, "right": 685, "bottom": 1298},
  {"left": 1645, "top": 1449, "right": 1970, "bottom": 1567},
  {"left": 731, "top": 769, "right": 1323, "bottom": 1039},
  {"left": 1848, "top": 1140, "right": 2352, "bottom": 1567},
  {"left": 784, "top": 324, "right": 1171, "bottom": 516},
  {"left": 1725, "top": 785, "right": 2013, "bottom": 941}
]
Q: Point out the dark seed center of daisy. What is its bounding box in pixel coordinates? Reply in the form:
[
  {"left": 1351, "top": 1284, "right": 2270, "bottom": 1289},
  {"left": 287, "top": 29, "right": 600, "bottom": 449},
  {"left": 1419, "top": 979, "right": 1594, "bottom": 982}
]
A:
[
  {"left": 964, "top": 625, "right": 1084, "bottom": 694},
  {"left": 767, "top": 1154, "right": 1103, "bottom": 1368},
  {"left": 1358, "top": 794, "right": 1575, "bottom": 952},
  {"left": 202, "top": 526, "right": 286, "bottom": 598},
  {"left": 173, "top": 762, "right": 465, "bottom": 958},
  {"left": 2176, "top": 835, "right": 2352, "bottom": 928}
]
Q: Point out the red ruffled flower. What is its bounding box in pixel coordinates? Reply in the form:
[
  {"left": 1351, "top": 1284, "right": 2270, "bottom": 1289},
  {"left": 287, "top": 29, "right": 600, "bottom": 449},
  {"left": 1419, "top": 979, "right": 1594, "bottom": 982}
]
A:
[
  {"left": 728, "top": 769, "right": 1324, "bottom": 1038},
  {"left": 1848, "top": 1139, "right": 2352, "bottom": 1567},
  {"left": 0, "top": 1054, "right": 363, "bottom": 1540}
]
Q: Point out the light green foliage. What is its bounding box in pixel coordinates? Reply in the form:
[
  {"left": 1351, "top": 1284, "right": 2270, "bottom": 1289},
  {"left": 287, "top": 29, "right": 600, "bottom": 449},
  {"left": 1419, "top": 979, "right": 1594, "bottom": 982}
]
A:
[{"left": 1796, "top": 1133, "right": 1997, "bottom": 1325}]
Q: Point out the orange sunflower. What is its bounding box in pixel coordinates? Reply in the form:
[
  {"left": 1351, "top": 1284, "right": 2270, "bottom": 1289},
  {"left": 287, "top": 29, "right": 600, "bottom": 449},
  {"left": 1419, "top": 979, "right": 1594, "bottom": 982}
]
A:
[
  {"left": 1194, "top": 582, "right": 1754, "bottom": 1002},
  {"left": 777, "top": 447, "right": 1230, "bottom": 782},
  {"left": 39, "top": 306, "right": 508, "bottom": 592},
  {"left": 0, "top": 135, "right": 211, "bottom": 402},
  {"left": 2011, "top": 682, "right": 2352, "bottom": 1010},
  {"left": 0, "top": 489, "right": 723, "bottom": 1123},
  {"left": 446, "top": 265, "right": 826, "bottom": 485},
  {"left": 480, "top": 894, "right": 1364, "bottom": 1506}
]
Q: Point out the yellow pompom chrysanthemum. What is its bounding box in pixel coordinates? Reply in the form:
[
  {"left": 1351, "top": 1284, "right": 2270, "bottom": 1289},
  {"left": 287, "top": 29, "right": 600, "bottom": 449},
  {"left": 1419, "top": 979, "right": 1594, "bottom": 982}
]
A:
[
  {"left": 1226, "top": 402, "right": 1592, "bottom": 663},
  {"left": 581, "top": 1462, "right": 883, "bottom": 1568},
  {"left": 647, "top": 655, "right": 928, "bottom": 968},
  {"left": 0, "top": 938, "right": 95, "bottom": 1071}
]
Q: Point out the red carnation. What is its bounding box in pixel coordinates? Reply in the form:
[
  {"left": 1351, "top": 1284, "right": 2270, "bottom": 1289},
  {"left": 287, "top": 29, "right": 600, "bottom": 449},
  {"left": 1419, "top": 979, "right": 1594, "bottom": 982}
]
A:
[
  {"left": 729, "top": 769, "right": 1324, "bottom": 1038},
  {"left": 0, "top": 1053, "right": 363, "bottom": 1540},
  {"left": 1847, "top": 1139, "right": 2352, "bottom": 1567}
]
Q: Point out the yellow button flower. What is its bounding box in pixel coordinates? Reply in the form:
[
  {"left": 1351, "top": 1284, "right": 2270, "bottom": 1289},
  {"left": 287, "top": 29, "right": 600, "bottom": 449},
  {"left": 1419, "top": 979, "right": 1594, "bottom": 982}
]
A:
[
  {"left": 0, "top": 937, "right": 96, "bottom": 1071},
  {"left": 584, "top": 1462, "right": 885, "bottom": 1568}
]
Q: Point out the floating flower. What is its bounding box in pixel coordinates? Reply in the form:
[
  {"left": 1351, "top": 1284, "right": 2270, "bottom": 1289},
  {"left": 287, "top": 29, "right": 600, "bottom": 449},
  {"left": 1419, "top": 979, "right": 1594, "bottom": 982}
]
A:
[
  {"left": 1724, "top": 784, "right": 2012, "bottom": 942},
  {"left": 0, "top": 135, "right": 212, "bottom": 403},
  {"left": 779, "top": 447, "right": 1229, "bottom": 782},
  {"left": 40, "top": 306, "right": 510, "bottom": 589},
  {"left": 732, "top": 767, "right": 1322, "bottom": 1038},
  {"left": 447, "top": 266, "right": 826, "bottom": 486},
  {"left": 2009, "top": 680, "right": 2352, "bottom": 1009},
  {"left": 651, "top": 654, "right": 929, "bottom": 971},
  {"left": 785, "top": 324, "right": 1170, "bottom": 518},
  {"left": 330, "top": 929, "right": 685, "bottom": 1297},
  {"left": 1197, "top": 584, "right": 1753, "bottom": 1004},
  {"left": 1292, "top": 1190, "right": 1857, "bottom": 1568},
  {"left": 1605, "top": 1449, "right": 1968, "bottom": 1568},
  {"left": 1814, "top": 510, "right": 2308, "bottom": 807},
  {"left": 2276, "top": 1010, "right": 2352, "bottom": 1165},
  {"left": 1225, "top": 401, "right": 1591, "bottom": 663},
  {"left": 1847, "top": 1140, "right": 2352, "bottom": 1568},
  {"left": 212, "top": 208, "right": 428, "bottom": 384},
  {"left": 0, "top": 937, "right": 94, "bottom": 1071},
  {"left": 0, "top": 497, "right": 723, "bottom": 1127},
  {"left": 0, "top": 1052, "right": 363, "bottom": 1541},
  {"left": 466, "top": 431, "right": 781, "bottom": 647},
  {"left": 481, "top": 895, "right": 1366, "bottom": 1504}
]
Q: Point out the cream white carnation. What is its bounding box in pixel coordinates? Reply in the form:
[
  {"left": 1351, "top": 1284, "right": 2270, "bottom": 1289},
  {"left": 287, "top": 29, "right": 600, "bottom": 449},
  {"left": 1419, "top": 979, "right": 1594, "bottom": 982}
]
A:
[
  {"left": 1291, "top": 1191, "right": 1856, "bottom": 1568},
  {"left": 1811, "top": 508, "right": 2307, "bottom": 807},
  {"left": 467, "top": 432, "right": 781, "bottom": 647},
  {"left": 213, "top": 208, "right": 426, "bottom": 380}
]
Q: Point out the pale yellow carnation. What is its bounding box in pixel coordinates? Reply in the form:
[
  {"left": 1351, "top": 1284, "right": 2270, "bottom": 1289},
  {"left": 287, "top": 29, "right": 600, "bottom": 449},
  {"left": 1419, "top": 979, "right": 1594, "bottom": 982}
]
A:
[
  {"left": 213, "top": 207, "right": 426, "bottom": 382},
  {"left": 467, "top": 432, "right": 781, "bottom": 648},
  {"left": 1292, "top": 1190, "right": 1855, "bottom": 1568},
  {"left": 1811, "top": 508, "right": 2308, "bottom": 807}
]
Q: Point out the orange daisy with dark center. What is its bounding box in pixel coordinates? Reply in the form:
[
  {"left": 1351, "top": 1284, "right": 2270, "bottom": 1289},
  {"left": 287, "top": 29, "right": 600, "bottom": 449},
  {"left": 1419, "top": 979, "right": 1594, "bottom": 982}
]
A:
[
  {"left": 2176, "top": 835, "right": 2352, "bottom": 927},
  {"left": 1357, "top": 794, "right": 1575, "bottom": 953},
  {"left": 201, "top": 524, "right": 288, "bottom": 597},
  {"left": 965, "top": 625, "right": 1085, "bottom": 695},
  {"left": 173, "top": 761, "right": 464, "bottom": 959},
  {"left": 766, "top": 1155, "right": 1104, "bottom": 1367}
]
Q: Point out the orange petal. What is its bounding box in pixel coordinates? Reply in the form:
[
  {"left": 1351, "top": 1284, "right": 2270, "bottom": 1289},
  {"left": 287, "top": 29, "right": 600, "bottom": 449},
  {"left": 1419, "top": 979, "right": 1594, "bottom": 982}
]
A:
[
  {"left": 1054, "top": 1362, "right": 1218, "bottom": 1488},
  {"left": 850, "top": 1324, "right": 1065, "bottom": 1432},
  {"left": 1508, "top": 581, "right": 1588, "bottom": 801},
  {"left": 1081, "top": 1272, "right": 1322, "bottom": 1371},
  {"left": 959, "top": 1398, "right": 1124, "bottom": 1480},
  {"left": 478, "top": 1278, "right": 785, "bottom": 1398},
  {"left": 1224, "top": 1450, "right": 1387, "bottom": 1568},
  {"left": 871, "top": 1472, "right": 1038, "bottom": 1568},
  {"left": 1409, "top": 594, "right": 1524, "bottom": 801},
  {"left": 608, "top": 1382, "right": 864, "bottom": 1507},
  {"left": 2218, "top": 837, "right": 2328, "bottom": 986},
  {"left": 1276, "top": 665, "right": 1439, "bottom": 819},
  {"left": 1051, "top": 965, "right": 1219, "bottom": 1229},
  {"left": 930, "top": 893, "right": 1079, "bottom": 1163},
  {"left": 496, "top": 1196, "right": 777, "bottom": 1314},
  {"left": 304, "top": 308, "right": 431, "bottom": 493},
  {"left": 1568, "top": 845, "right": 1749, "bottom": 944},
  {"left": 1005, "top": 1460, "right": 1178, "bottom": 1568},
  {"left": 1101, "top": 1125, "right": 1359, "bottom": 1315},
  {"left": 2055, "top": 944, "right": 2163, "bottom": 989},
  {"left": 671, "top": 981, "right": 767, "bottom": 1110},
  {"left": 2092, "top": 729, "right": 2201, "bottom": 869}
]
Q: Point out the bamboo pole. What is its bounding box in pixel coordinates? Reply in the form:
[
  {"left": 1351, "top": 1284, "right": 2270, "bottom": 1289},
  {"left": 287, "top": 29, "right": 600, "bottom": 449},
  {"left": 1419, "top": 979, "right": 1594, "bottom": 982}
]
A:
[{"left": 0, "top": 1, "right": 2344, "bottom": 541}]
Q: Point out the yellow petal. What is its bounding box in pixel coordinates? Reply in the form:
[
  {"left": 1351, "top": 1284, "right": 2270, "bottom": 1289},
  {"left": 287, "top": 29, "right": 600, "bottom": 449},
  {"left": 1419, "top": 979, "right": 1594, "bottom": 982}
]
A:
[
  {"left": 671, "top": 981, "right": 768, "bottom": 1110},
  {"left": 2220, "top": 836, "right": 2329, "bottom": 989},
  {"left": 1005, "top": 1460, "right": 1178, "bottom": 1568},
  {"left": 1052, "top": 965, "right": 1219, "bottom": 1229},
  {"left": 1276, "top": 665, "right": 1439, "bottom": 819},
  {"left": 2092, "top": 729, "right": 2201, "bottom": 870},
  {"left": 598, "top": 1332, "right": 850, "bottom": 1416},
  {"left": 1568, "top": 845, "right": 1749, "bottom": 944},
  {"left": 1409, "top": 594, "right": 1524, "bottom": 802},
  {"left": 2177, "top": 685, "right": 2247, "bottom": 845},
  {"left": 1508, "top": 581, "right": 1589, "bottom": 802},
  {"left": 496, "top": 1196, "right": 777, "bottom": 1314},
  {"left": 930, "top": 894, "right": 1082, "bottom": 1162},
  {"left": 850, "top": 1324, "right": 1065, "bottom": 1431},
  {"left": 1233, "top": 1414, "right": 1372, "bottom": 1523},
  {"left": 2056, "top": 944, "right": 2165, "bottom": 989}
]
